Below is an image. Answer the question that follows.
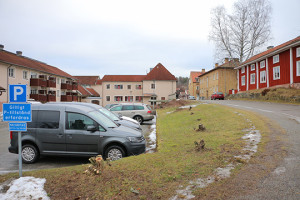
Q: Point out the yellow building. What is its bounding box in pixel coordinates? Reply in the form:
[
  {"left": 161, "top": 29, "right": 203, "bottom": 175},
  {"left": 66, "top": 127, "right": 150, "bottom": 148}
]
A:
[
  {"left": 189, "top": 70, "right": 205, "bottom": 100},
  {"left": 199, "top": 58, "right": 239, "bottom": 99}
]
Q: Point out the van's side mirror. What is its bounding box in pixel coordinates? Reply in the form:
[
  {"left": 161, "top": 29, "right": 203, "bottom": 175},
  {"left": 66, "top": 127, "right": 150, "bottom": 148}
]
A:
[
  {"left": 118, "top": 113, "right": 122, "bottom": 117},
  {"left": 87, "top": 125, "right": 97, "bottom": 132}
]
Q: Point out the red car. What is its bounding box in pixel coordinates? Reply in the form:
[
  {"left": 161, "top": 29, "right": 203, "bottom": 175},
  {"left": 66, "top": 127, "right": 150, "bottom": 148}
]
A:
[{"left": 211, "top": 92, "right": 224, "bottom": 100}]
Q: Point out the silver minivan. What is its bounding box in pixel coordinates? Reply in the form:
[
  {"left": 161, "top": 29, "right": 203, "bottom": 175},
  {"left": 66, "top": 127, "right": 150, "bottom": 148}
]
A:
[{"left": 8, "top": 103, "right": 146, "bottom": 163}]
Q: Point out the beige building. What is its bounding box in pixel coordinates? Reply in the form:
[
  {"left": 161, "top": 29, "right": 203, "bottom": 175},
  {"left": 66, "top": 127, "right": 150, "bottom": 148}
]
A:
[
  {"left": 0, "top": 46, "right": 78, "bottom": 111},
  {"left": 189, "top": 70, "right": 205, "bottom": 100},
  {"left": 99, "top": 63, "right": 177, "bottom": 106},
  {"left": 198, "top": 58, "right": 239, "bottom": 99}
]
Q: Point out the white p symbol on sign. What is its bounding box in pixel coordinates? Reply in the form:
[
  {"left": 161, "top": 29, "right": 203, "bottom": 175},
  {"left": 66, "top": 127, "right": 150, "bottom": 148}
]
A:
[{"left": 14, "top": 86, "right": 24, "bottom": 101}]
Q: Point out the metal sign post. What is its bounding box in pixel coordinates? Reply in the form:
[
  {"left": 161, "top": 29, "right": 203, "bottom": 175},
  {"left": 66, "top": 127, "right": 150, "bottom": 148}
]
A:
[{"left": 3, "top": 84, "right": 31, "bottom": 177}]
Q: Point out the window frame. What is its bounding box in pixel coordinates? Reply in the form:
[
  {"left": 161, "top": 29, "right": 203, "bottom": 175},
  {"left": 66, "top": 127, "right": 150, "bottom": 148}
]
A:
[
  {"left": 135, "top": 96, "right": 143, "bottom": 102},
  {"left": 106, "top": 96, "right": 110, "bottom": 102},
  {"left": 114, "top": 84, "right": 123, "bottom": 89},
  {"left": 106, "top": 84, "right": 110, "bottom": 89},
  {"left": 8, "top": 67, "right": 15, "bottom": 78},
  {"left": 250, "top": 73, "right": 255, "bottom": 84},
  {"left": 260, "top": 60, "right": 265, "bottom": 68},
  {"left": 251, "top": 64, "right": 255, "bottom": 71},
  {"left": 125, "top": 96, "right": 133, "bottom": 102},
  {"left": 241, "top": 76, "right": 245, "bottom": 86},
  {"left": 136, "top": 84, "right": 142, "bottom": 90},
  {"left": 273, "top": 66, "right": 280, "bottom": 80},
  {"left": 296, "top": 47, "right": 300, "bottom": 58},
  {"left": 151, "top": 83, "right": 155, "bottom": 89},
  {"left": 23, "top": 70, "right": 28, "bottom": 80},
  {"left": 241, "top": 67, "right": 245, "bottom": 73},
  {"left": 114, "top": 96, "right": 123, "bottom": 102},
  {"left": 127, "top": 85, "right": 131, "bottom": 90},
  {"left": 297, "top": 61, "right": 300, "bottom": 76},
  {"left": 273, "top": 54, "right": 279, "bottom": 64},
  {"left": 260, "top": 71, "right": 266, "bottom": 83}
]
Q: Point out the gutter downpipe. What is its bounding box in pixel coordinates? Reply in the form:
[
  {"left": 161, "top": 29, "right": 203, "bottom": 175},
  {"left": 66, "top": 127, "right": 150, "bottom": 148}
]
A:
[
  {"left": 7, "top": 65, "right": 13, "bottom": 102},
  {"left": 256, "top": 62, "right": 259, "bottom": 89},
  {"left": 246, "top": 65, "right": 249, "bottom": 91},
  {"left": 266, "top": 58, "right": 269, "bottom": 88},
  {"left": 290, "top": 48, "right": 293, "bottom": 85}
]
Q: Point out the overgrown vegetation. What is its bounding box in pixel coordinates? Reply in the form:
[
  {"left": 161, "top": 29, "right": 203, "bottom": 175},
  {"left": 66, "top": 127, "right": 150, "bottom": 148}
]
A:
[{"left": 0, "top": 103, "right": 270, "bottom": 199}]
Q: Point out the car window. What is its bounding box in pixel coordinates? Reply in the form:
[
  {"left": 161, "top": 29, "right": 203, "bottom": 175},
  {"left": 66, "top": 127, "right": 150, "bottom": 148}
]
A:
[
  {"left": 67, "top": 112, "right": 97, "bottom": 130},
  {"left": 135, "top": 105, "right": 144, "bottom": 110},
  {"left": 89, "top": 111, "right": 118, "bottom": 128},
  {"left": 27, "top": 110, "right": 38, "bottom": 128},
  {"left": 99, "top": 108, "right": 119, "bottom": 121},
  {"left": 122, "top": 105, "right": 134, "bottom": 110},
  {"left": 37, "top": 111, "right": 60, "bottom": 129},
  {"left": 217, "top": 92, "right": 223, "bottom": 94},
  {"left": 110, "top": 105, "right": 122, "bottom": 111},
  {"left": 146, "top": 105, "right": 152, "bottom": 110}
]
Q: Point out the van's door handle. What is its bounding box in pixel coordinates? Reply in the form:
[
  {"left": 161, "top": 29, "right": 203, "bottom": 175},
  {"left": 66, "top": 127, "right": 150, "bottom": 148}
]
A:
[{"left": 58, "top": 134, "right": 64, "bottom": 138}]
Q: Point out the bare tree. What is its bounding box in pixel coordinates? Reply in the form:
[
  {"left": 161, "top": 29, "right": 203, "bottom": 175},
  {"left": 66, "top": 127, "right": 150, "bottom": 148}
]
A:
[{"left": 209, "top": 0, "right": 272, "bottom": 64}]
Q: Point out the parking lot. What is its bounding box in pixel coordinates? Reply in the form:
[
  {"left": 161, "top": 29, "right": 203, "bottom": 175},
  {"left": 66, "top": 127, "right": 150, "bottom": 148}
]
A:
[{"left": 0, "top": 119, "right": 155, "bottom": 175}]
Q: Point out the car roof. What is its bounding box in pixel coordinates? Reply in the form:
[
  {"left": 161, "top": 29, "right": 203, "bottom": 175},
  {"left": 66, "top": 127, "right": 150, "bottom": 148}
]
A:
[
  {"left": 47, "top": 102, "right": 103, "bottom": 109},
  {"left": 32, "top": 103, "right": 96, "bottom": 113}
]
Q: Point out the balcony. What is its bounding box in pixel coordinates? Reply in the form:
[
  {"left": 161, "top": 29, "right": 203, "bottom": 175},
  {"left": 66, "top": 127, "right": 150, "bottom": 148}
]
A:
[
  {"left": 30, "top": 94, "right": 47, "bottom": 102},
  {"left": 72, "top": 95, "right": 78, "bottom": 101},
  {"left": 47, "top": 79, "right": 56, "bottom": 88},
  {"left": 72, "top": 82, "right": 78, "bottom": 90},
  {"left": 61, "top": 82, "right": 72, "bottom": 90},
  {"left": 47, "top": 91, "right": 56, "bottom": 102},
  {"left": 30, "top": 78, "right": 47, "bottom": 87},
  {"left": 61, "top": 95, "right": 72, "bottom": 102}
]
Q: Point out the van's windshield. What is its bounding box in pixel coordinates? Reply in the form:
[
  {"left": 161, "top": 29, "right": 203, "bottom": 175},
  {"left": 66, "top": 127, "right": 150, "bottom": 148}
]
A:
[
  {"left": 98, "top": 108, "right": 120, "bottom": 121},
  {"left": 89, "top": 111, "right": 118, "bottom": 128}
]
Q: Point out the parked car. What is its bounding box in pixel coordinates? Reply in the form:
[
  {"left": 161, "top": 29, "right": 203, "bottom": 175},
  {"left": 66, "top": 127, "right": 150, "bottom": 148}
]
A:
[
  {"left": 211, "top": 92, "right": 225, "bottom": 100},
  {"left": 49, "top": 102, "right": 142, "bottom": 131},
  {"left": 9, "top": 103, "right": 145, "bottom": 163},
  {"left": 188, "top": 96, "right": 196, "bottom": 100},
  {"left": 105, "top": 104, "right": 120, "bottom": 109},
  {"left": 109, "top": 103, "right": 156, "bottom": 123}
]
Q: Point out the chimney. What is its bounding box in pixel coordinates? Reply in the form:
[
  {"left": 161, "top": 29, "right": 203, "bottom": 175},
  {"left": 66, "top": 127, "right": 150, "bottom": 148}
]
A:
[
  {"left": 16, "top": 51, "right": 22, "bottom": 56},
  {"left": 215, "top": 63, "right": 219, "bottom": 68},
  {"left": 0, "top": 44, "right": 4, "bottom": 51},
  {"left": 224, "top": 57, "right": 229, "bottom": 63},
  {"left": 267, "top": 46, "right": 274, "bottom": 50},
  {"left": 202, "top": 69, "right": 205, "bottom": 73}
]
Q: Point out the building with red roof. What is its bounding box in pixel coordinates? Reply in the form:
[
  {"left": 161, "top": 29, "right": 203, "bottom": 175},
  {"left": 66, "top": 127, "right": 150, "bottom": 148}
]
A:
[
  {"left": 189, "top": 70, "right": 205, "bottom": 99},
  {"left": 235, "top": 36, "right": 300, "bottom": 91},
  {"left": 0, "top": 45, "right": 79, "bottom": 110}
]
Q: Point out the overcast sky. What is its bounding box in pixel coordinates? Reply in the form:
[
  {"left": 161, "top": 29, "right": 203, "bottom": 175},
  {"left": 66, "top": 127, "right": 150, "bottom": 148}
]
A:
[{"left": 0, "top": 0, "right": 299, "bottom": 78}]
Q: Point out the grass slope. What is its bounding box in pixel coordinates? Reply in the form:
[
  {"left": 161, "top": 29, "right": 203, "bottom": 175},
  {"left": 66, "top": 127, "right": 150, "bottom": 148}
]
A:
[{"left": 0, "top": 104, "right": 269, "bottom": 199}]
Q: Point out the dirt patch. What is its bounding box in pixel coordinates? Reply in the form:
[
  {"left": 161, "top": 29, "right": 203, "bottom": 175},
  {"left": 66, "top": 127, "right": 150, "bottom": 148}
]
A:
[
  {"left": 158, "top": 99, "right": 189, "bottom": 108},
  {"left": 193, "top": 122, "right": 287, "bottom": 199}
]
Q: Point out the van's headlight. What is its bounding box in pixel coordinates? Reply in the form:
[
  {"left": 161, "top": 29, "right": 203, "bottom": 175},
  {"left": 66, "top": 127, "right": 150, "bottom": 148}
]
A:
[{"left": 127, "top": 136, "right": 145, "bottom": 143}]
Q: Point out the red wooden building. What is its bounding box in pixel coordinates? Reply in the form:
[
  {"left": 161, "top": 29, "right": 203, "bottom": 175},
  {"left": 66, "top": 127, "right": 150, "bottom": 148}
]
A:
[{"left": 235, "top": 36, "right": 300, "bottom": 92}]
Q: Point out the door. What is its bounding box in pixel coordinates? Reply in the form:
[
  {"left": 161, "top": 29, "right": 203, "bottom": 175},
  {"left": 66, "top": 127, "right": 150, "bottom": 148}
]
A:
[
  {"left": 36, "top": 110, "right": 66, "bottom": 153},
  {"left": 121, "top": 105, "right": 135, "bottom": 118},
  {"left": 65, "top": 112, "right": 101, "bottom": 155}
]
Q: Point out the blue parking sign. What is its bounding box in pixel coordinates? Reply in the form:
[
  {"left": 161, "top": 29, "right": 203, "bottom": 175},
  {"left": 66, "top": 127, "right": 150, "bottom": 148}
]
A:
[{"left": 9, "top": 85, "right": 27, "bottom": 103}]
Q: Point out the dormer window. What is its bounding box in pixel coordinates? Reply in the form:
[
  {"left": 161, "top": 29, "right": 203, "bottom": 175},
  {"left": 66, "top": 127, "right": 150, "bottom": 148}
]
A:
[
  {"left": 260, "top": 61, "right": 265, "bottom": 68},
  {"left": 251, "top": 64, "right": 255, "bottom": 71},
  {"left": 241, "top": 67, "right": 245, "bottom": 73},
  {"left": 273, "top": 54, "right": 279, "bottom": 64}
]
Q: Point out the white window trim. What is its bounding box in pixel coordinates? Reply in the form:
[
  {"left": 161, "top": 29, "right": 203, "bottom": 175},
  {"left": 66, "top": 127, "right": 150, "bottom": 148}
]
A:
[
  {"left": 8, "top": 67, "right": 15, "bottom": 78},
  {"left": 114, "top": 96, "right": 123, "bottom": 102},
  {"left": 273, "top": 54, "right": 279, "bottom": 64},
  {"left": 106, "top": 84, "right": 110, "bottom": 89},
  {"left": 260, "top": 71, "right": 266, "bottom": 83},
  {"left": 296, "top": 61, "right": 300, "bottom": 76},
  {"left": 151, "top": 83, "right": 155, "bottom": 89},
  {"left": 273, "top": 66, "right": 280, "bottom": 80},
  {"left": 241, "top": 75, "right": 245, "bottom": 86},
  {"left": 216, "top": 72, "right": 218, "bottom": 80},
  {"left": 250, "top": 73, "right": 255, "bottom": 84},
  {"left": 251, "top": 64, "right": 255, "bottom": 71},
  {"left": 296, "top": 47, "right": 300, "bottom": 57},
  {"left": 57, "top": 90, "right": 60, "bottom": 97},
  {"left": 241, "top": 67, "right": 245, "bottom": 73},
  {"left": 106, "top": 96, "right": 111, "bottom": 101},
  {"left": 23, "top": 70, "right": 28, "bottom": 80},
  {"left": 260, "top": 61, "right": 265, "bottom": 68}
]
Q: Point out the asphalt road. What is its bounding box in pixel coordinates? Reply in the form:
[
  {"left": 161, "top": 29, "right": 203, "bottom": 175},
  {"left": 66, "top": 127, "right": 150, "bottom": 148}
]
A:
[
  {"left": 203, "top": 100, "right": 300, "bottom": 200},
  {"left": 0, "top": 120, "right": 155, "bottom": 175}
]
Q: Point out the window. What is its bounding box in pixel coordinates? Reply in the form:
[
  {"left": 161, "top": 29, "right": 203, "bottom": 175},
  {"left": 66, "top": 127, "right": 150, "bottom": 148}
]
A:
[
  {"left": 57, "top": 78, "right": 60, "bottom": 84},
  {"left": 61, "top": 79, "right": 66, "bottom": 83},
  {"left": 23, "top": 71, "right": 28, "bottom": 79},
  {"left": 114, "top": 84, "right": 123, "bottom": 89},
  {"left": 250, "top": 73, "right": 255, "bottom": 84},
  {"left": 195, "top": 78, "right": 199, "bottom": 82},
  {"left": 216, "top": 72, "right": 218, "bottom": 80},
  {"left": 297, "top": 61, "right": 300, "bottom": 76},
  {"left": 196, "top": 86, "right": 199, "bottom": 90},
  {"left": 273, "top": 66, "right": 280, "bottom": 80},
  {"left": 161, "top": 97, "right": 165, "bottom": 100},
  {"left": 110, "top": 105, "right": 122, "bottom": 111},
  {"left": 213, "top": 74, "right": 215, "bottom": 80},
  {"left": 31, "top": 89, "right": 37, "bottom": 94},
  {"left": 31, "top": 72, "right": 37, "bottom": 78},
  {"left": 106, "top": 84, "right": 110, "bottom": 89},
  {"left": 37, "top": 111, "right": 60, "bottom": 129},
  {"left": 136, "top": 85, "right": 142, "bottom": 90},
  {"left": 125, "top": 96, "right": 133, "bottom": 102},
  {"left": 61, "top": 91, "right": 66, "bottom": 95},
  {"left": 251, "top": 64, "right": 255, "bottom": 71},
  {"left": 150, "top": 96, "right": 156, "bottom": 105},
  {"left": 273, "top": 55, "right": 279, "bottom": 64},
  {"left": 114, "top": 96, "right": 123, "bottom": 102},
  {"left": 241, "top": 76, "right": 245, "bottom": 86},
  {"left": 122, "top": 105, "right": 134, "bottom": 110},
  {"left": 151, "top": 83, "right": 155, "bottom": 89},
  {"left": 106, "top": 96, "right": 110, "bottom": 101},
  {"left": 8, "top": 68, "right": 15, "bottom": 77},
  {"left": 260, "top": 71, "right": 266, "bottom": 83},
  {"left": 135, "top": 96, "right": 143, "bottom": 102},
  {"left": 57, "top": 90, "right": 60, "bottom": 97},
  {"left": 134, "top": 105, "right": 144, "bottom": 110},
  {"left": 27, "top": 110, "right": 38, "bottom": 128},
  {"left": 260, "top": 61, "right": 265, "bottom": 68},
  {"left": 127, "top": 85, "right": 131, "bottom": 90},
  {"left": 66, "top": 112, "right": 97, "bottom": 130},
  {"left": 297, "top": 47, "right": 300, "bottom": 57},
  {"left": 241, "top": 67, "right": 245, "bottom": 73}
]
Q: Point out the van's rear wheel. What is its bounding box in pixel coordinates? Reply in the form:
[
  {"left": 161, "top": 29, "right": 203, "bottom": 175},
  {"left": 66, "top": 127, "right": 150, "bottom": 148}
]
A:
[
  {"left": 22, "top": 144, "right": 39, "bottom": 164},
  {"left": 133, "top": 115, "right": 143, "bottom": 124},
  {"left": 105, "top": 145, "right": 125, "bottom": 161}
]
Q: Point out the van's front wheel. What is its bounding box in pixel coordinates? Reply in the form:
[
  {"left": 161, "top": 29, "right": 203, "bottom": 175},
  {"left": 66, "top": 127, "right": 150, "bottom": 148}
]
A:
[
  {"left": 22, "top": 144, "right": 39, "bottom": 164},
  {"left": 105, "top": 145, "right": 125, "bottom": 161}
]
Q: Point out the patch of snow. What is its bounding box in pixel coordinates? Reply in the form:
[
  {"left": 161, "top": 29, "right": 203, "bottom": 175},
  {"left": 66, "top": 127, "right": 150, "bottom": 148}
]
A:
[
  {"left": 215, "top": 164, "right": 235, "bottom": 179},
  {"left": 179, "top": 105, "right": 198, "bottom": 109},
  {"left": 146, "top": 125, "right": 157, "bottom": 153},
  {"left": 273, "top": 167, "right": 286, "bottom": 175},
  {"left": 121, "top": 116, "right": 139, "bottom": 124},
  {"left": 0, "top": 176, "right": 49, "bottom": 200},
  {"left": 166, "top": 111, "right": 174, "bottom": 114}
]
